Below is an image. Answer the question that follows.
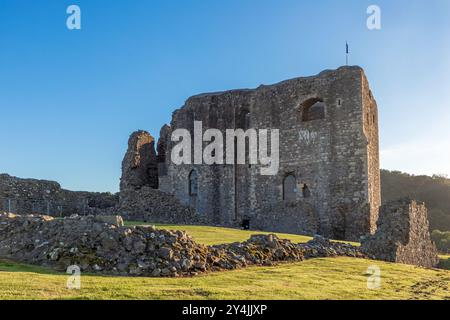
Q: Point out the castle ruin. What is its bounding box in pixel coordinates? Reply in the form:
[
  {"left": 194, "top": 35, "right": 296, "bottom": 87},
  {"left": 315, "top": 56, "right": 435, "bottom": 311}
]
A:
[
  {"left": 0, "top": 66, "right": 438, "bottom": 268},
  {"left": 121, "top": 66, "right": 381, "bottom": 241}
]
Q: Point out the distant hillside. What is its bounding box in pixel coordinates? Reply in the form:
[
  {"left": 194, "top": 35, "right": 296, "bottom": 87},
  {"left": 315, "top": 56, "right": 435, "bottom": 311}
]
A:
[{"left": 381, "top": 170, "right": 450, "bottom": 232}]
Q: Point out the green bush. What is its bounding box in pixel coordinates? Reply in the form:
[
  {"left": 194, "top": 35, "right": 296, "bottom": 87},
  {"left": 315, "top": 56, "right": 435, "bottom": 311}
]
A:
[
  {"left": 431, "top": 230, "right": 450, "bottom": 253},
  {"left": 437, "top": 257, "right": 450, "bottom": 270},
  {"left": 381, "top": 170, "right": 450, "bottom": 232}
]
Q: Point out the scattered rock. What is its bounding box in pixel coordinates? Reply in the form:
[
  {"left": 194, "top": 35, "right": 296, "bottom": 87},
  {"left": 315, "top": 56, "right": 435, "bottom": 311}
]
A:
[
  {"left": 158, "top": 247, "right": 173, "bottom": 259},
  {"left": 298, "top": 235, "right": 364, "bottom": 258},
  {"left": 2, "top": 209, "right": 433, "bottom": 277},
  {"left": 95, "top": 215, "right": 124, "bottom": 227},
  {"left": 0, "top": 213, "right": 311, "bottom": 277}
]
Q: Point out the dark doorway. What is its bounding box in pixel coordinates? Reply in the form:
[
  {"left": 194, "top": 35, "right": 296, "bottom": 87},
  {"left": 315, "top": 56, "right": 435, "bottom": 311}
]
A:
[{"left": 241, "top": 219, "right": 250, "bottom": 230}]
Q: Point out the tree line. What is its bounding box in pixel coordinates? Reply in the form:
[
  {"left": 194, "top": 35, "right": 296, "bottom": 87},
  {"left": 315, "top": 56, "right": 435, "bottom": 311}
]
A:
[{"left": 381, "top": 169, "right": 450, "bottom": 232}]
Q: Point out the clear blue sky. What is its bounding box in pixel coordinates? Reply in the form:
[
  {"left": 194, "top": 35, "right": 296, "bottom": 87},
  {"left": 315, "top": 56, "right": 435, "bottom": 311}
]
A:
[{"left": 1, "top": 0, "right": 449, "bottom": 192}]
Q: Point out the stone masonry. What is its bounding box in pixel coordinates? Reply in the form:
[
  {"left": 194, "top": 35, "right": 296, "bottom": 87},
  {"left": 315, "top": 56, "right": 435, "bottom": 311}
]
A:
[
  {"left": 361, "top": 199, "right": 439, "bottom": 268},
  {"left": 120, "top": 130, "right": 158, "bottom": 191},
  {"left": 0, "top": 173, "right": 118, "bottom": 216},
  {"left": 119, "top": 130, "right": 207, "bottom": 224},
  {"left": 119, "top": 65, "right": 438, "bottom": 269},
  {"left": 0, "top": 66, "right": 439, "bottom": 270},
  {"left": 118, "top": 186, "right": 208, "bottom": 225},
  {"left": 0, "top": 213, "right": 362, "bottom": 277},
  {"left": 152, "top": 66, "right": 381, "bottom": 241}
]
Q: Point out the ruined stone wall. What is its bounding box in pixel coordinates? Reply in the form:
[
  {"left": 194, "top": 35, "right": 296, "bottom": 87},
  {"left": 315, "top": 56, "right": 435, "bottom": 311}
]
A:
[
  {"left": 361, "top": 199, "right": 439, "bottom": 268},
  {"left": 118, "top": 129, "right": 209, "bottom": 225},
  {"left": 158, "top": 66, "right": 380, "bottom": 240},
  {"left": 120, "top": 130, "right": 158, "bottom": 191},
  {"left": 361, "top": 72, "right": 381, "bottom": 234},
  {"left": 0, "top": 213, "right": 361, "bottom": 277},
  {"left": 0, "top": 173, "right": 118, "bottom": 216},
  {"left": 118, "top": 186, "right": 208, "bottom": 225}
]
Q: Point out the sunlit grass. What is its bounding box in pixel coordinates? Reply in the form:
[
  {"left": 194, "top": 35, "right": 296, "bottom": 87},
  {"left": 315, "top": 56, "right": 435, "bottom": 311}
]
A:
[
  {"left": 0, "top": 223, "right": 448, "bottom": 300},
  {"left": 1, "top": 257, "right": 448, "bottom": 300},
  {"left": 124, "top": 222, "right": 359, "bottom": 246}
]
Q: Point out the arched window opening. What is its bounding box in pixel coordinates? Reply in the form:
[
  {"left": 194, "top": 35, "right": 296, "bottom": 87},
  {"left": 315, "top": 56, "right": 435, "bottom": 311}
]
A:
[
  {"left": 301, "top": 98, "right": 326, "bottom": 122},
  {"left": 189, "top": 170, "right": 198, "bottom": 196},
  {"left": 302, "top": 184, "right": 311, "bottom": 198},
  {"left": 283, "top": 174, "right": 297, "bottom": 201}
]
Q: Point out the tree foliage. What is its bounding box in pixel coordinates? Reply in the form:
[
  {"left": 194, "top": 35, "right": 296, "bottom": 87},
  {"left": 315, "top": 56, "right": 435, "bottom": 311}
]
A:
[
  {"left": 431, "top": 230, "right": 450, "bottom": 253},
  {"left": 381, "top": 170, "right": 450, "bottom": 232}
]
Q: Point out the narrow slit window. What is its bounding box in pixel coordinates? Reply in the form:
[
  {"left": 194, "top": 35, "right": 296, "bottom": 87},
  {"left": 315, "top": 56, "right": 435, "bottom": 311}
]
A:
[
  {"left": 189, "top": 170, "right": 198, "bottom": 196},
  {"left": 283, "top": 174, "right": 297, "bottom": 201}
]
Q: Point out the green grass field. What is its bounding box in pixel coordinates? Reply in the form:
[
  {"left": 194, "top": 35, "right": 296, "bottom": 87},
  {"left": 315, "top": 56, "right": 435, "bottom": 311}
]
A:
[
  {"left": 124, "top": 222, "right": 316, "bottom": 245},
  {"left": 0, "top": 223, "right": 449, "bottom": 300}
]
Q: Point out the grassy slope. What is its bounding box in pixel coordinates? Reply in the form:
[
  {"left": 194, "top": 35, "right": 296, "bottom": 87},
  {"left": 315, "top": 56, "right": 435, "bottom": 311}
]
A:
[
  {"left": 0, "top": 224, "right": 449, "bottom": 300},
  {"left": 124, "top": 222, "right": 315, "bottom": 245}
]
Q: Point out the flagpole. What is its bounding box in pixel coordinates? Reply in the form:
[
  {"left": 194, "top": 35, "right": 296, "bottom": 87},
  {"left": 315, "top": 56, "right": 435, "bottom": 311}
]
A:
[{"left": 346, "top": 41, "right": 349, "bottom": 66}]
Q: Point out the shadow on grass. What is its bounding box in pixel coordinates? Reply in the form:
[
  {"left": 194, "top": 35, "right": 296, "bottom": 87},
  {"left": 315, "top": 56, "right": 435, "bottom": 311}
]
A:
[
  {"left": 0, "top": 259, "right": 143, "bottom": 279},
  {"left": 438, "top": 256, "right": 450, "bottom": 270},
  {"left": 0, "top": 259, "right": 61, "bottom": 275}
]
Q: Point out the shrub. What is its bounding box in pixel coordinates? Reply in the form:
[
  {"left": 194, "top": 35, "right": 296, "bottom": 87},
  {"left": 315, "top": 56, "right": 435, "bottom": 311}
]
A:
[{"left": 431, "top": 230, "right": 450, "bottom": 253}]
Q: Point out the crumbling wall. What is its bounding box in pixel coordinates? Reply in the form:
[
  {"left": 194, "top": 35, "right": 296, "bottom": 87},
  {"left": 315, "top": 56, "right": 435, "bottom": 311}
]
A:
[
  {"left": 157, "top": 66, "right": 380, "bottom": 240},
  {"left": 0, "top": 213, "right": 361, "bottom": 277},
  {"left": 118, "top": 186, "right": 208, "bottom": 225},
  {"left": 157, "top": 124, "right": 172, "bottom": 192},
  {"left": 252, "top": 201, "right": 319, "bottom": 236},
  {"left": 0, "top": 174, "right": 118, "bottom": 216},
  {"left": 361, "top": 73, "right": 381, "bottom": 234},
  {"left": 120, "top": 130, "right": 158, "bottom": 191},
  {"left": 361, "top": 199, "right": 439, "bottom": 268},
  {"left": 0, "top": 213, "right": 305, "bottom": 277}
]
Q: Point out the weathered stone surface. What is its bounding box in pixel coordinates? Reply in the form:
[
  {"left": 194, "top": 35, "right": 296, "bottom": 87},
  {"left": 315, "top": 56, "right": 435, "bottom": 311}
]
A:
[
  {"left": 0, "top": 213, "right": 364, "bottom": 277},
  {"left": 120, "top": 130, "right": 158, "bottom": 192},
  {"left": 157, "top": 125, "right": 171, "bottom": 169},
  {"left": 361, "top": 199, "right": 439, "bottom": 268},
  {"left": 252, "top": 201, "right": 319, "bottom": 236},
  {"left": 150, "top": 66, "right": 380, "bottom": 241},
  {"left": 299, "top": 235, "right": 364, "bottom": 259},
  {"left": 118, "top": 186, "right": 209, "bottom": 225},
  {"left": 0, "top": 213, "right": 304, "bottom": 276},
  {"left": 0, "top": 173, "right": 118, "bottom": 216},
  {"left": 94, "top": 215, "right": 124, "bottom": 227}
]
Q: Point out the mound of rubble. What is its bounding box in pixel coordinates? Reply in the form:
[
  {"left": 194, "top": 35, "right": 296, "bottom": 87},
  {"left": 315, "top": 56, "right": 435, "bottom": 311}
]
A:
[
  {"left": 299, "top": 235, "right": 364, "bottom": 259},
  {"left": 0, "top": 213, "right": 365, "bottom": 277},
  {"left": 0, "top": 213, "right": 302, "bottom": 276}
]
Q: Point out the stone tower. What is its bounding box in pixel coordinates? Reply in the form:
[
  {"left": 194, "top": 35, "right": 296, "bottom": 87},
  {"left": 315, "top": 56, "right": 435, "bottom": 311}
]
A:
[{"left": 155, "top": 66, "right": 380, "bottom": 241}]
